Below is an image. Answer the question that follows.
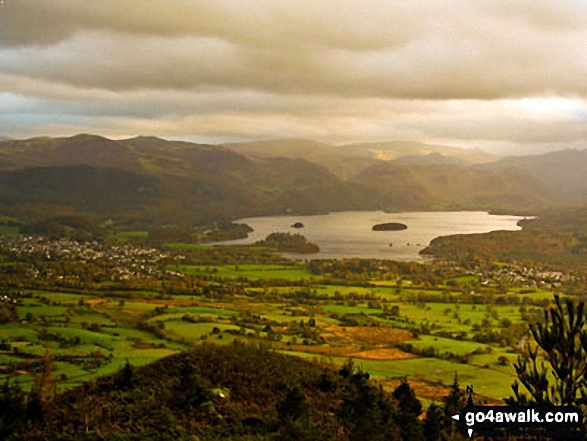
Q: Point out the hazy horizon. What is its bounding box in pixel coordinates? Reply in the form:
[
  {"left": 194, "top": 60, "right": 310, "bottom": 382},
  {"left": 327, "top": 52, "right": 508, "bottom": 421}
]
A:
[{"left": 3, "top": 133, "right": 587, "bottom": 158}]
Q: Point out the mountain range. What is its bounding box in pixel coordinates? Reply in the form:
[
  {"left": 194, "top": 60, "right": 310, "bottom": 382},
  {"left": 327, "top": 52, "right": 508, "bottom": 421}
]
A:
[
  {"left": 226, "top": 139, "right": 498, "bottom": 178},
  {"left": 0, "top": 134, "right": 583, "bottom": 225}
]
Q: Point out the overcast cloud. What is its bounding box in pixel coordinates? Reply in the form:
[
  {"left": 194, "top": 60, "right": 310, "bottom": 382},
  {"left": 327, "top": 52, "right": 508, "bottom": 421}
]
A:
[{"left": 1, "top": 0, "right": 586, "bottom": 154}]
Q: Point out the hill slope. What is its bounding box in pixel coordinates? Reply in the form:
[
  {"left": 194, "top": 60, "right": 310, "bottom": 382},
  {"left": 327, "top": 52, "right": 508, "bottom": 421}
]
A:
[
  {"left": 351, "top": 162, "right": 554, "bottom": 211},
  {"left": 0, "top": 134, "right": 143, "bottom": 171},
  {"left": 0, "top": 165, "right": 161, "bottom": 214},
  {"left": 486, "top": 149, "right": 587, "bottom": 201},
  {"left": 14, "top": 343, "right": 408, "bottom": 441}
]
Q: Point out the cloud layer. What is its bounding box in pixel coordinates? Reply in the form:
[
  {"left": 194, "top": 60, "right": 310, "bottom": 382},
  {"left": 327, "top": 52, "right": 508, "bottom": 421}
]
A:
[{"left": 1, "top": 0, "right": 587, "bottom": 153}]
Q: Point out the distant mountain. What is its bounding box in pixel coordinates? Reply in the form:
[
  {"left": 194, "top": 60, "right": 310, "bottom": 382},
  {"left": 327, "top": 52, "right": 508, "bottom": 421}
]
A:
[
  {"left": 226, "top": 139, "right": 499, "bottom": 178},
  {"left": 0, "top": 134, "right": 554, "bottom": 225},
  {"left": 393, "top": 152, "right": 464, "bottom": 165},
  {"left": 339, "top": 141, "right": 499, "bottom": 164},
  {"left": 486, "top": 149, "right": 587, "bottom": 201},
  {"left": 0, "top": 135, "right": 10, "bottom": 141},
  {"left": 225, "top": 138, "right": 378, "bottom": 179}
]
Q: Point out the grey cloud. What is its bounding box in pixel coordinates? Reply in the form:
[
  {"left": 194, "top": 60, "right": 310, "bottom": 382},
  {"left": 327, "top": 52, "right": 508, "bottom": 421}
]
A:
[
  {"left": 0, "top": 0, "right": 421, "bottom": 50},
  {"left": 1, "top": 0, "right": 587, "bottom": 152},
  {"left": 2, "top": 27, "right": 587, "bottom": 100},
  {"left": 1, "top": 1, "right": 586, "bottom": 100}
]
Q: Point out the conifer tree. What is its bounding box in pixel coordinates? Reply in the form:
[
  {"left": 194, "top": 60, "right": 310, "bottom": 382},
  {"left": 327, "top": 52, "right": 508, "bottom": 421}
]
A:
[
  {"left": 0, "top": 379, "right": 26, "bottom": 439},
  {"left": 392, "top": 378, "right": 422, "bottom": 417},
  {"left": 392, "top": 378, "right": 424, "bottom": 441},
  {"left": 339, "top": 366, "right": 399, "bottom": 441},
  {"left": 276, "top": 383, "right": 309, "bottom": 424},
  {"left": 114, "top": 359, "right": 135, "bottom": 390},
  {"left": 275, "top": 383, "right": 311, "bottom": 441},
  {"left": 443, "top": 373, "right": 466, "bottom": 430},
  {"left": 509, "top": 295, "right": 587, "bottom": 406},
  {"left": 424, "top": 403, "right": 445, "bottom": 441}
]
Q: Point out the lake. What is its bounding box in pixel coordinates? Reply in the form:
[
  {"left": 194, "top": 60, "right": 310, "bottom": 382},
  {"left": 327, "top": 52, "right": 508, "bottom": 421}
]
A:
[{"left": 215, "top": 211, "right": 528, "bottom": 261}]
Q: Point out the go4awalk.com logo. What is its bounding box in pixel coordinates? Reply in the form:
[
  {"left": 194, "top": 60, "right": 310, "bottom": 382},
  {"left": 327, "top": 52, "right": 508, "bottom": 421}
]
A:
[{"left": 452, "top": 404, "right": 582, "bottom": 439}]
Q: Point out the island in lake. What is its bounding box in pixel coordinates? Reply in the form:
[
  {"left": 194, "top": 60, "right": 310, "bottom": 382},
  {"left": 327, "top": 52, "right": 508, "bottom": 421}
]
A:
[
  {"left": 372, "top": 222, "right": 408, "bottom": 231},
  {"left": 254, "top": 232, "right": 319, "bottom": 253}
]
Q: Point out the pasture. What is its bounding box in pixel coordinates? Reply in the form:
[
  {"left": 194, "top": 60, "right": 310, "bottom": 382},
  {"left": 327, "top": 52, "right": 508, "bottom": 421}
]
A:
[{"left": 0, "top": 254, "right": 554, "bottom": 405}]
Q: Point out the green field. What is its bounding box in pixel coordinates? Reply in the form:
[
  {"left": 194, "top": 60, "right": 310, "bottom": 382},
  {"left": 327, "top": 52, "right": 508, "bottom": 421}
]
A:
[
  {"left": 0, "top": 238, "right": 562, "bottom": 404},
  {"left": 0, "top": 225, "right": 19, "bottom": 236},
  {"left": 115, "top": 230, "right": 149, "bottom": 242},
  {"left": 283, "top": 350, "right": 517, "bottom": 401},
  {"left": 163, "top": 242, "right": 213, "bottom": 250},
  {"left": 407, "top": 335, "right": 490, "bottom": 356},
  {"left": 173, "top": 264, "right": 315, "bottom": 280}
]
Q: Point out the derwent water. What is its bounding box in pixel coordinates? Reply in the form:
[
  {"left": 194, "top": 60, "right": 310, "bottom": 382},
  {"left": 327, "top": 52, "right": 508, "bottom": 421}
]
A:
[{"left": 214, "top": 211, "right": 528, "bottom": 261}]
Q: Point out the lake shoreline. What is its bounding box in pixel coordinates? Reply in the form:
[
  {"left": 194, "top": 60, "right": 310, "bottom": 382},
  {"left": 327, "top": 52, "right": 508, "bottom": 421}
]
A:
[{"left": 211, "top": 211, "right": 528, "bottom": 262}]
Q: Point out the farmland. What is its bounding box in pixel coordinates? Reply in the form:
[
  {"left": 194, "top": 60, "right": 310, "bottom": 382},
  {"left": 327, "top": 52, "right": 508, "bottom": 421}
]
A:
[{"left": 0, "top": 232, "right": 584, "bottom": 408}]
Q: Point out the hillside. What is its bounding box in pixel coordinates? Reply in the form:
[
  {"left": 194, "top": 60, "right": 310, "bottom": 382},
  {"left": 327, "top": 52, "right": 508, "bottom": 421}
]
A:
[
  {"left": 12, "top": 343, "right": 416, "bottom": 441},
  {"left": 351, "top": 162, "right": 554, "bottom": 211},
  {"left": 0, "top": 134, "right": 143, "bottom": 171},
  {"left": 0, "top": 165, "right": 161, "bottom": 222},
  {"left": 485, "top": 149, "right": 587, "bottom": 201}
]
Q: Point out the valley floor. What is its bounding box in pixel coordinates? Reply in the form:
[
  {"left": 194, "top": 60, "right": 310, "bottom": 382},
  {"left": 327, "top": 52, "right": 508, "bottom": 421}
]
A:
[{"left": 2, "top": 233, "right": 579, "bottom": 408}]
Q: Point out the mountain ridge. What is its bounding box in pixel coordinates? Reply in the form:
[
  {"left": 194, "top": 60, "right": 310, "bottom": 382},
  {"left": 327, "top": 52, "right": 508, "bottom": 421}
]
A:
[{"left": 0, "top": 134, "right": 564, "bottom": 225}]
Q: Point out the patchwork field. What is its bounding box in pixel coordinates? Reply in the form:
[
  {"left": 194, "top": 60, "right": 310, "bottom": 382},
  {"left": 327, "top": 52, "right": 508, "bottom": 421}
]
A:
[{"left": 0, "top": 241, "right": 566, "bottom": 407}]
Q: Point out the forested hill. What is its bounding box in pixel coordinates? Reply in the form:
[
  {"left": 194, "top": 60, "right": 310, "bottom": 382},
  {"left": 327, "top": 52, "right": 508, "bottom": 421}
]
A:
[
  {"left": 421, "top": 207, "right": 587, "bottom": 269},
  {"left": 11, "top": 343, "right": 428, "bottom": 441},
  {"left": 0, "top": 135, "right": 556, "bottom": 225}
]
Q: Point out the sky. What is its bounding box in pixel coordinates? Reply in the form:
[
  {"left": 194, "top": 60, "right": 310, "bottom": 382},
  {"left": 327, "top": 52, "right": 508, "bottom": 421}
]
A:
[{"left": 1, "top": 0, "right": 587, "bottom": 155}]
